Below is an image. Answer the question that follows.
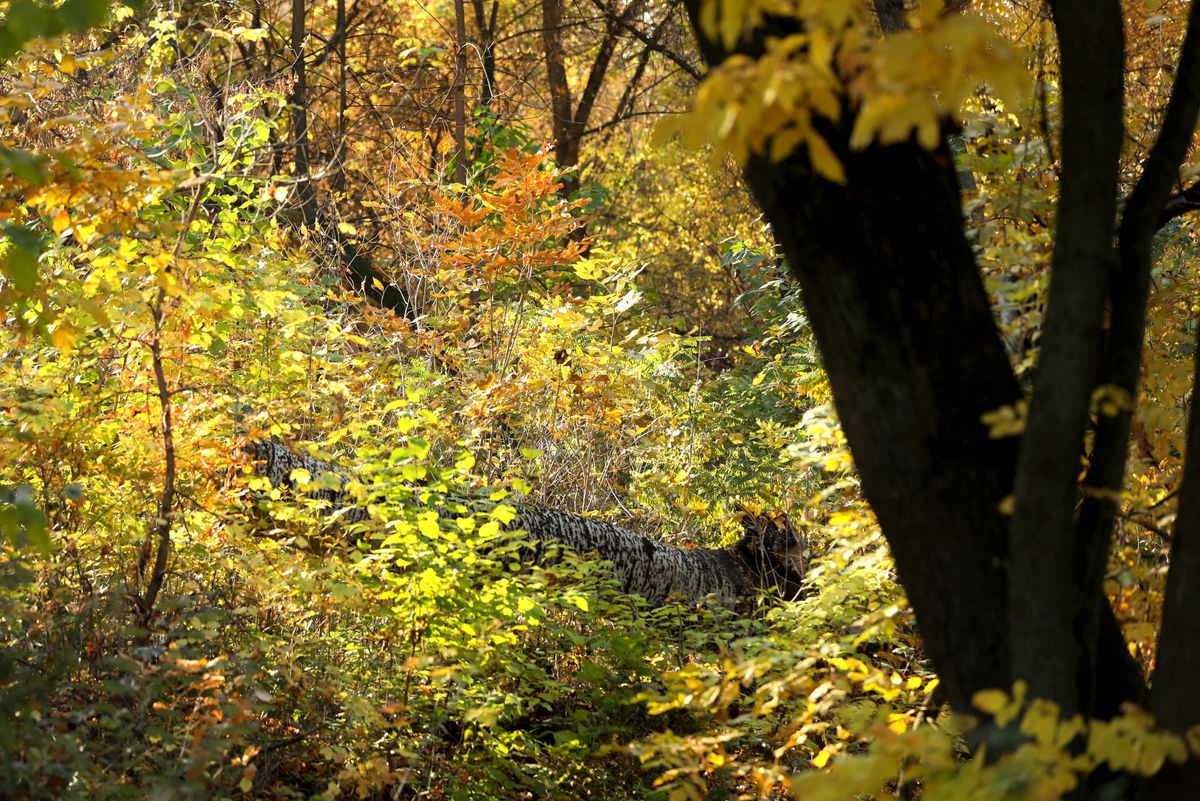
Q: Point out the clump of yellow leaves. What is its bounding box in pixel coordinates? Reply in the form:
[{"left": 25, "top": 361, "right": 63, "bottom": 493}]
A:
[
  {"left": 660, "top": 0, "right": 1029, "bottom": 181},
  {"left": 849, "top": 7, "right": 1028, "bottom": 151},
  {"left": 794, "top": 682, "right": 1199, "bottom": 801},
  {"left": 655, "top": 0, "right": 865, "bottom": 180},
  {"left": 974, "top": 682, "right": 1196, "bottom": 781},
  {"left": 656, "top": 33, "right": 851, "bottom": 180}
]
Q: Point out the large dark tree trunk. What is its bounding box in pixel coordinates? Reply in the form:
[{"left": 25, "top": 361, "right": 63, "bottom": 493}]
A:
[
  {"left": 679, "top": 0, "right": 1200, "bottom": 729},
  {"left": 242, "top": 439, "right": 808, "bottom": 608},
  {"left": 736, "top": 132, "right": 1026, "bottom": 713}
]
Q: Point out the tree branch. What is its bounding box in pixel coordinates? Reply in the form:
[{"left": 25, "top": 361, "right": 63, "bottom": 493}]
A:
[
  {"left": 1007, "top": 0, "right": 1125, "bottom": 714},
  {"left": 574, "top": 20, "right": 623, "bottom": 130},
  {"left": 1157, "top": 179, "right": 1200, "bottom": 229},
  {"left": 584, "top": 0, "right": 701, "bottom": 81}
]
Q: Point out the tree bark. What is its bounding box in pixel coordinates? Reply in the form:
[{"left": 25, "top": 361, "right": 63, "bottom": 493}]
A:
[
  {"left": 870, "top": 0, "right": 906, "bottom": 34},
  {"left": 242, "top": 438, "right": 807, "bottom": 607}
]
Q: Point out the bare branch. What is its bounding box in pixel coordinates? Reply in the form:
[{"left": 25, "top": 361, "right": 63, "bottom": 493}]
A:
[{"left": 585, "top": 0, "right": 701, "bottom": 80}]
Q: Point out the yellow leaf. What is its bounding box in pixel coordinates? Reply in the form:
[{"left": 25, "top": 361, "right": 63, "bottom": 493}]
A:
[
  {"left": 50, "top": 209, "right": 70, "bottom": 235},
  {"left": 49, "top": 324, "right": 75, "bottom": 352},
  {"left": 807, "top": 132, "right": 846, "bottom": 183},
  {"left": 58, "top": 53, "right": 83, "bottom": 74},
  {"left": 973, "top": 688, "right": 1010, "bottom": 715},
  {"left": 1186, "top": 725, "right": 1200, "bottom": 756},
  {"left": 649, "top": 116, "right": 683, "bottom": 149},
  {"left": 770, "top": 126, "right": 807, "bottom": 163}
]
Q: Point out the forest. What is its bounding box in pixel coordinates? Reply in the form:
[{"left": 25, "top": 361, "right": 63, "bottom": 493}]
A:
[{"left": 2, "top": 0, "right": 1200, "bottom": 798}]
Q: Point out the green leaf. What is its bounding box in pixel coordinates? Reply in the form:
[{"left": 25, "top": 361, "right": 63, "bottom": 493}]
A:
[
  {"left": 3, "top": 224, "right": 44, "bottom": 293},
  {"left": 0, "top": 0, "right": 114, "bottom": 59},
  {"left": 4, "top": 246, "right": 38, "bottom": 293},
  {"left": 60, "top": 0, "right": 109, "bottom": 30},
  {"left": 0, "top": 484, "right": 50, "bottom": 553},
  {"left": 0, "top": 145, "right": 47, "bottom": 186},
  {"left": 0, "top": 0, "right": 58, "bottom": 58}
]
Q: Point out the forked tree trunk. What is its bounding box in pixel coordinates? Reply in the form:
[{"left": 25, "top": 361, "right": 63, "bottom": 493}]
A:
[
  {"left": 683, "top": 2, "right": 1200, "bottom": 783},
  {"left": 242, "top": 438, "right": 808, "bottom": 607},
  {"left": 680, "top": 0, "right": 1157, "bottom": 722}
]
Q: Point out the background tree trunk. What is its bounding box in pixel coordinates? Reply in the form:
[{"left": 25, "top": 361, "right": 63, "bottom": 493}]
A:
[
  {"left": 290, "top": 0, "right": 319, "bottom": 229},
  {"left": 288, "top": 0, "right": 414, "bottom": 318},
  {"left": 452, "top": 0, "right": 468, "bottom": 184}
]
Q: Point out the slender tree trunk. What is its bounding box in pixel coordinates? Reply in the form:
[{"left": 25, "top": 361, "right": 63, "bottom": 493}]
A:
[
  {"left": 1007, "top": 0, "right": 1124, "bottom": 716},
  {"left": 1142, "top": 342, "right": 1200, "bottom": 795},
  {"left": 134, "top": 188, "right": 203, "bottom": 626},
  {"left": 1133, "top": 11, "right": 1200, "bottom": 797},
  {"left": 287, "top": 0, "right": 413, "bottom": 317},
  {"left": 471, "top": 0, "right": 498, "bottom": 108},
  {"left": 452, "top": 0, "right": 468, "bottom": 183},
  {"left": 136, "top": 287, "right": 177, "bottom": 626},
  {"left": 290, "top": 0, "right": 318, "bottom": 229},
  {"left": 541, "top": 0, "right": 580, "bottom": 196},
  {"left": 540, "top": 0, "right": 636, "bottom": 200},
  {"left": 332, "top": 0, "right": 347, "bottom": 195},
  {"left": 1081, "top": 2, "right": 1200, "bottom": 730}
]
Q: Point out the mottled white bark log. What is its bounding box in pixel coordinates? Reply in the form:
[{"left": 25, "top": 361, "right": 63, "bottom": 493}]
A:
[{"left": 243, "top": 438, "right": 807, "bottom": 606}]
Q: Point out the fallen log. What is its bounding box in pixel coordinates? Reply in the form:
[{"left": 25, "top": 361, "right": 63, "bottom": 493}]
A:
[{"left": 242, "top": 438, "right": 808, "bottom": 607}]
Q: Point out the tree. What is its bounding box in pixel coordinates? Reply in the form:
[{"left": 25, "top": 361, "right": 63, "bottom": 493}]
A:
[
  {"left": 679, "top": 0, "right": 1200, "bottom": 790},
  {"left": 286, "top": 0, "right": 415, "bottom": 316},
  {"left": 540, "top": 0, "right": 693, "bottom": 198}
]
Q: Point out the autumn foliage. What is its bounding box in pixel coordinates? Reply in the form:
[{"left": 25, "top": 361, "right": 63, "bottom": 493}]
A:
[{"left": 1, "top": 0, "right": 1199, "bottom": 799}]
